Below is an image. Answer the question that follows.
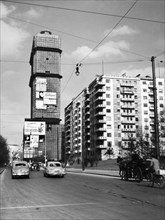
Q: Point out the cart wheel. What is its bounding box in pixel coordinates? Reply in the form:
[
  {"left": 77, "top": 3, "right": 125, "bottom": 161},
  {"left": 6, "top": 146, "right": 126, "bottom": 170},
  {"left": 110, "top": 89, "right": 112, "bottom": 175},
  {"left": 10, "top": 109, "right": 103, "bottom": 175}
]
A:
[
  {"left": 121, "top": 170, "right": 128, "bottom": 181},
  {"left": 135, "top": 167, "right": 142, "bottom": 182}
]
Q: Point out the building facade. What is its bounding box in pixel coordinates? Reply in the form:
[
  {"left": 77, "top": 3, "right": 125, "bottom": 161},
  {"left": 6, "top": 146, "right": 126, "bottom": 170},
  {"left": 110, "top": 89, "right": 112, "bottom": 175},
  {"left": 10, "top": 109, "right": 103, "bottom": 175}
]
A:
[
  {"left": 64, "top": 74, "right": 165, "bottom": 163},
  {"left": 24, "top": 30, "right": 63, "bottom": 161}
]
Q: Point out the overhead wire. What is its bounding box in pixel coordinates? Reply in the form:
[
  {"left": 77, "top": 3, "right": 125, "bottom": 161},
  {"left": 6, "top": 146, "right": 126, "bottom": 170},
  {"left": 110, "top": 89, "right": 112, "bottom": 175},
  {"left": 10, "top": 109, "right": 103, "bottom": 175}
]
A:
[
  {"left": 62, "top": 0, "right": 143, "bottom": 91},
  {"left": 7, "top": 16, "right": 97, "bottom": 43},
  {"left": 7, "top": 16, "right": 150, "bottom": 60},
  {"left": 3, "top": 0, "right": 165, "bottom": 24}
]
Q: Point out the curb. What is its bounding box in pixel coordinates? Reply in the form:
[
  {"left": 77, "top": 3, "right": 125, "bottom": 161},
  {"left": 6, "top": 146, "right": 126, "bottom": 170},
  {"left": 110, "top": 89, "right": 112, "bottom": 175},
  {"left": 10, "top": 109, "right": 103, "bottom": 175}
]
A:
[{"left": 66, "top": 169, "right": 119, "bottom": 178}]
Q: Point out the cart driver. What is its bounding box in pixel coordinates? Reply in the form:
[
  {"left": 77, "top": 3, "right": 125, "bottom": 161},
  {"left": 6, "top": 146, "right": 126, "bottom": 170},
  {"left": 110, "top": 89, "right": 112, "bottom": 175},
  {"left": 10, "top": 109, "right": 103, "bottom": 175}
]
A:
[{"left": 150, "top": 154, "right": 160, "bottom": 175}]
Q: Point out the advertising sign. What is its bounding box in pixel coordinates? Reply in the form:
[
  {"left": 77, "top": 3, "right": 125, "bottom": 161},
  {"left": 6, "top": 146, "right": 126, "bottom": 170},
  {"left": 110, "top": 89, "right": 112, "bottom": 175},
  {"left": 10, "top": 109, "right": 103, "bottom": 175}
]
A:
[
  {"left": 44, "top": 92, "right": 56, "bottom": 105},
  {"left": 24, "top": 121, "right": 46, "bottom": 135},
  {"left": 36, "top": 100, "right": 47, "bottom": 109},
  {"left": 36, "top": 78, "right": 47, "bottom": 91},
  {"left": 30, "top": 135, "right": 39, "bottom": 148}
]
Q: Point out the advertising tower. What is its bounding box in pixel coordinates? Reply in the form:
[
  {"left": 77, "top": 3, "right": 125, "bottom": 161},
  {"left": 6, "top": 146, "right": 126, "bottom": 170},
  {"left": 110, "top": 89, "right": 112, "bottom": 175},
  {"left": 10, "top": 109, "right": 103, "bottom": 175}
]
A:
[{"left": 26, "top": 30, "right": 62, "bottom": 161}]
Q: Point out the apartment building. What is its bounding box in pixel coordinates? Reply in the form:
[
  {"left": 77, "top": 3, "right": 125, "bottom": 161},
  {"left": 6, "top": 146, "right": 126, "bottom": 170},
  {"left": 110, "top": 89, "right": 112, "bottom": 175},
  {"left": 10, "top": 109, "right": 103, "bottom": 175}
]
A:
[{"left": 64, "top": 74, "right": 165, "bottom": 163}]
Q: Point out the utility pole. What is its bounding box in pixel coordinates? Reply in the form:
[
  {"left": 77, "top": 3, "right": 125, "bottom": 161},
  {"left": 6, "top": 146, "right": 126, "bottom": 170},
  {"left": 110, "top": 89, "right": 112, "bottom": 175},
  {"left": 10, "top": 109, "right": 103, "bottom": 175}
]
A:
[{"left": 151, "top": 56, "right": 160, "bottom": 159}]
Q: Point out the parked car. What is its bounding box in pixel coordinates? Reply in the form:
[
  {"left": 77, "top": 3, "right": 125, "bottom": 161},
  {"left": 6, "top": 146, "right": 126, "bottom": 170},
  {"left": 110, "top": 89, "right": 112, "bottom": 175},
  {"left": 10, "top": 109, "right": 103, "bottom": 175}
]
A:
[
  {"left": 11, "top": 161, "right": 30, "bottom": 179},
  {"left": 43, "top": 161, "right": 66, "bottom": 178}
]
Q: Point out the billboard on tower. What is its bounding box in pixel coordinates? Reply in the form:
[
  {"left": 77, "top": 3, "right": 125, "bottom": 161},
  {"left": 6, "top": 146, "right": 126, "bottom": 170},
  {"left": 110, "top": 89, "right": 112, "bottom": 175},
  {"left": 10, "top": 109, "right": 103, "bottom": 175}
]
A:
[{"left": 24, "top": 121, "right": 46, "bottom": 135}]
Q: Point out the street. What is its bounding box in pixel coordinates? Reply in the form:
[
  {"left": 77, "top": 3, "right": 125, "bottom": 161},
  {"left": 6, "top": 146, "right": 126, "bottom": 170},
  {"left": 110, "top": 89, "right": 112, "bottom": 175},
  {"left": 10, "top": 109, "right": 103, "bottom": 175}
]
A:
[{"left": 0, "top": 168, "right": 165, "bottom": 220}]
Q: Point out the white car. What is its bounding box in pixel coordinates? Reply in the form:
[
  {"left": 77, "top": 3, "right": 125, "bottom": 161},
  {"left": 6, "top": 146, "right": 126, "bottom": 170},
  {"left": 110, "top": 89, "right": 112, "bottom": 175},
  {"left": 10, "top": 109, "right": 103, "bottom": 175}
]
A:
[
  {"left": 43, "top": 161, "right": 66, "bottom": 178},
  {"left": 11, "top": 161, "right": 30, "bottom": 179}
]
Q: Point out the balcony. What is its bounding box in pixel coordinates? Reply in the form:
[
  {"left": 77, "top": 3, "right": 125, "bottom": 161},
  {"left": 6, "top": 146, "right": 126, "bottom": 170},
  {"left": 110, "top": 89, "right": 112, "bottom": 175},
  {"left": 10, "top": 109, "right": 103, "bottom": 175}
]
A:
[
  {"left": 121, "top": 97, "right": 134, "bottom": 102},
  {"left": 95, "top": 111, "right": 106, "bottom": 117},
  {"left": 97, "top": 136, "right": 106, "bottom": 140},
  {"left": 121, "top": 128, "right": 135, "bottom": 132},
  {"left": 95, "top": 104, "right": 104, "bottom": 109},
  {"left": 95, "top": 127, "right": 106, "bottom": 132},
  {"left": 120, "top": 82, "right": 133, "bottom": 87},
  {"left": 96, "top": 145, "right": 106, "bottom": 149},
  {"left": 149, "top": 99, "right": 154, "bottom": 103},
  {"left": 121, "top": 104, "right": 135, "bottom": 109},
  {"left": 120, "top": 88, "right": 134, "bottom": 94},
  {"left": 95, "top": 96, "right": 106, "bottom": 102},
  {"left": 94, "top": 119, "right": 106, "bottom": 125},
  {"left": 121, "top": 112, "right": 135, "bottom": 117},
  {"left": 149, "top": 106, "right": 154, "bottom": 111},
  {"left": 121, "top": 119, "right": 135, "bottom": 124},
  {"left": 95, "top": 89, "right": 106, "bottom": 95}
]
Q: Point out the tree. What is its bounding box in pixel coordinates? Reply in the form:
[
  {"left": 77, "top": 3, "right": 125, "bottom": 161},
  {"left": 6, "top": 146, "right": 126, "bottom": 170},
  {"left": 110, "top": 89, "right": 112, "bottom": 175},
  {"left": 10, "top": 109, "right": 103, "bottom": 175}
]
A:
[
  {"left": 0, "top": 135, "right": 9, "bottom": 166},
  {"left": 104, "top": 147, "right": 114, "bottom": 159}
]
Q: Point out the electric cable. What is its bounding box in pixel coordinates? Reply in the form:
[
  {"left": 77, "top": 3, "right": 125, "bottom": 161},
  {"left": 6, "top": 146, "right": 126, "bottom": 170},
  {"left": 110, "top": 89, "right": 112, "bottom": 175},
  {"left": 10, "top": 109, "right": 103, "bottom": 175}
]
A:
[
  {"left": 7, "top": 16, "right": 97, "bottom": 43},
  {"left": 3, "top": 0, "right": 165, "bottom": 24}
]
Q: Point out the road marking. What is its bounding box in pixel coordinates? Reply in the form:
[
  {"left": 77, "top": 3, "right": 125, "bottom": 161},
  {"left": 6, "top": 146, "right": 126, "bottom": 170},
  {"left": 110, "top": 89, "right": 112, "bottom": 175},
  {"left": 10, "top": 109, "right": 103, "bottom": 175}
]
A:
[{"left": 0, "top": 202, "right": 97, "bottom": 210}]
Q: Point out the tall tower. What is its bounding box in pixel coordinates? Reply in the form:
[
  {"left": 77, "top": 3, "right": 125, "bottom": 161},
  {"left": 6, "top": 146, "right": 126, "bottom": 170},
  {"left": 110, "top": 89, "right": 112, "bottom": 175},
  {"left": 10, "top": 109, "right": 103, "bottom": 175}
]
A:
[{"left": 29, "top": 30, "right": 62, "bottom": 161}]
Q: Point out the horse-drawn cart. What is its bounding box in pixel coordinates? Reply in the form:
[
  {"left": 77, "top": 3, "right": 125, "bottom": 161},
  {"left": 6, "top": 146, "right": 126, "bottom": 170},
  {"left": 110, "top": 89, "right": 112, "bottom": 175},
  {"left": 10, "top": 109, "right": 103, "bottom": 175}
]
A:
[{"left": 119, "top": 156, "right": 151, "bottom": 182}]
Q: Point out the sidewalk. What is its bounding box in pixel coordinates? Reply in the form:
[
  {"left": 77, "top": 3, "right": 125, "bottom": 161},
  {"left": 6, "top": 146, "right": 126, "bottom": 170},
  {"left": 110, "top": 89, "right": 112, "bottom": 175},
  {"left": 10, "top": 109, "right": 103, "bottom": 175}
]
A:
[{"left": 66, "top": 167, "right": 119, "bottom": 177}]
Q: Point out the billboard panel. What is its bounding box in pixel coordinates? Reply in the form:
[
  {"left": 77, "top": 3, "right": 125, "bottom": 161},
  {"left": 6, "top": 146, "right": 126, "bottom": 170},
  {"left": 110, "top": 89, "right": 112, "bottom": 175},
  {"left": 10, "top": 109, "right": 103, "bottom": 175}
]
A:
[
  {"left": 30, "top": 135, "right": 39, "bottom": 148},
  {"left": 44, "top": 92, "right": 56, "bottom": 105},
  {"left": 36, "top": 78, "right": 47, "bottom": 91},
  {"left": 24, "top": 121, "right": 45, "bottom": 135}
]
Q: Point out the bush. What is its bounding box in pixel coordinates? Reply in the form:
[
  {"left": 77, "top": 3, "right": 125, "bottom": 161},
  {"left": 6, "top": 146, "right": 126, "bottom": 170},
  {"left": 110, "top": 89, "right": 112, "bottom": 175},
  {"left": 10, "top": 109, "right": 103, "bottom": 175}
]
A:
[{"left": 0, "top": 135, "right": 9, "bottom": 166}]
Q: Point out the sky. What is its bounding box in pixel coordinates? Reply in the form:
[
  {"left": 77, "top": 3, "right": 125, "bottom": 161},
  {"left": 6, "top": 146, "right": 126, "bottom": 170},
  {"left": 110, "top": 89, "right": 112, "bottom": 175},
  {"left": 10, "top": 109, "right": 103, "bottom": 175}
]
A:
[{"left": 0, "top": 0, "right": 165, "bottom": 146}]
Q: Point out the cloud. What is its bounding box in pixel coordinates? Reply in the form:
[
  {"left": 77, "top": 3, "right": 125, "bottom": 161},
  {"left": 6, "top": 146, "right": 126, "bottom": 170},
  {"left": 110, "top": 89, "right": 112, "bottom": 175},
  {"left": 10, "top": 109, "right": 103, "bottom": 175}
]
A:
[
  {"left": 113, "top": 66, "right": 165, "bottom": 78},
  {"left": 104, "top": 25, "right": 137, "bottom": 37},
  {"left": 1, "top": 21, "right": 30, "bottom": 59},
  {"left": 24, "top": 8, "right": 41, "bottom": 19},
  {"left": 1, "top": 2, "right": 16, "bottom": 18},
  {"left": 71, "top": 40, "right": 130, "bottom": 60},
  {"left": 1, "top": 3, "right": 30, "bottom": 59}
]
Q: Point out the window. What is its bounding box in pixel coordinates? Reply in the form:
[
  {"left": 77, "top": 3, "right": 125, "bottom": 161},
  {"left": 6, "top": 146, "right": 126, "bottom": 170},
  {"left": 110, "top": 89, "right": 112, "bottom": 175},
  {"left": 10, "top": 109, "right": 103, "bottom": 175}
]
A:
[
  {"left": 106, "top": 87, "right": 110, "bottom": 91},
  {"left": 143, "top": 81, "right": 147, "bottom": 85},
  {"left": 144, "top": 103, "right": 148, "bottom": 107},
  {"left": 106, "top": 94, "right": 110, "bottom": 98},
  {"left": 107, "top": 133, "right": 111, "bottom": 137},
  {"left": 106, "top": 109, "right": 111, "bottom": 113},
  {"left": 106, "top": 79, "right": 110, "bottom": 83},
  {"left": 144, "top": 118, "right": 148, "bottom": 122},
  {"left": 143, "top": 89, "right": 147, "bottom": 92},
  {"left": 144, "top": 110, "right": 148, "bottom": 115},
  {"left": 107, "top": 125, "right": 111, "bottom": 129},
  {"left": 143, "top": 96, "right": 147, "bottom": 100},
  {"left": 159, "top": 96, "right": 163, "bottom": 100},
  {"left": 107, "top": 116, "right": 111, "bottom": 121},
  {"left": 106, "top": 101, "right": 111, "bottom": 105},
  {"left": 159, "top": 89, "right": 163, "bottom": 93},
  {"left": 116, "top": 94, "right": 119, "bottom": 98},
  {"left": 158, "top": 82, "right": 163, "bottom": 86}
]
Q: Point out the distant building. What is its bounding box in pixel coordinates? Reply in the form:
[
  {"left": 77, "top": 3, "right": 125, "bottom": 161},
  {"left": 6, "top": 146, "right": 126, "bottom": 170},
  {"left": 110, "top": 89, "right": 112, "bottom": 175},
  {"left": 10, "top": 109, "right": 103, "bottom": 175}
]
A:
[
  {"left": 23, "top": 30, "right": 63, "bottom": 162},
  {"left": 64, "top": 74, "right": 165, "bottom": 163}
]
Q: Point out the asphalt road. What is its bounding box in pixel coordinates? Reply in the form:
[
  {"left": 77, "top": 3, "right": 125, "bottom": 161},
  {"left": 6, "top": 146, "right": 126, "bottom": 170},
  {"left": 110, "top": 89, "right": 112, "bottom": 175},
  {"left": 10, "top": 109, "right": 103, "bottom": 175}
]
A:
[{"left": 0, "top": 168, "right": 165, "bottom": 220}]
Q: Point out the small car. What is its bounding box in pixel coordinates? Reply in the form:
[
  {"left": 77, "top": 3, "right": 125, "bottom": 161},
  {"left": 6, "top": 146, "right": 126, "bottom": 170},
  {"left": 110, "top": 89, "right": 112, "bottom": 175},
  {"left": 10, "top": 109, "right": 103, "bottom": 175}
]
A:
[
  {"left": 43, "top": 161, "right": 66, "bottom": 178},
  {"left": 11, "top": 160, "right": 30, "bottom": 179}
]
